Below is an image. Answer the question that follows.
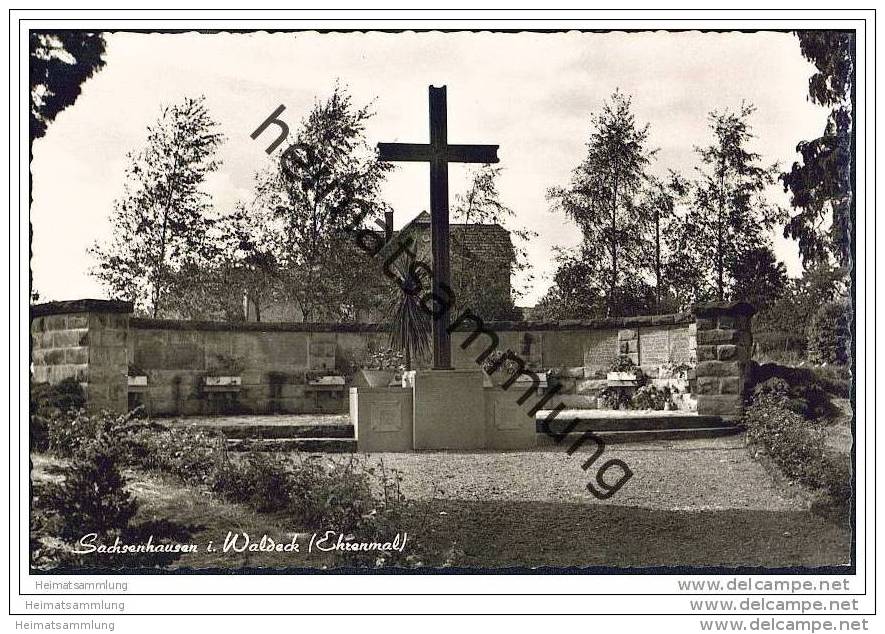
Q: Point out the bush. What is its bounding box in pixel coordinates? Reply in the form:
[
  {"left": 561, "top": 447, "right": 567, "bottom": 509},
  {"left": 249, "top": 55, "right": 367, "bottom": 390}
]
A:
[
  {"left": 807, "top": 300, "right": 851, "bottom": 365},
  {"left": 32, "top": 432, "right": 193, "bottom": 571},
  {"left": 45, "top": 409, "right": 125, "bottom": 458},
  {"left": 749, "top": 364, "right": 846, "bottom": 418},
  {"left": 32, "top": 434, "right": 138, "bottom": 570},
  {"left": 46, "top": 435, "right": 138, "bottom": 541},
  {"left": 30, "top": 416, "right": 49, "bottom": 453},
  {"left": 745, "top": 385, "right": 851, "bottom": 508},
  {"left": 36, "top": 409, "right": 424, "bottom": 567},
  {"left": 806, "top": 364, "right": 853, "bottom": 398},
  {"left": 212, "top": 452, "right": 292, "bottom": 513},
  {"left": 30, "top": 378, "right": 87, "bottom": 452},
  {"left": 30, "top": 378, "right": 86, "bottom": 415},
  {"left": 120, "top": 424, "right": 226, "bottom": 487}
]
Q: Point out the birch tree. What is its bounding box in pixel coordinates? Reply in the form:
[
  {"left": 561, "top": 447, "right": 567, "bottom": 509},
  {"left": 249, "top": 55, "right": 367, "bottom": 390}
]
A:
[
  {"left": 547, "top": 90, "right": 655, "bottom": 316},
  {"left": 91, "top": 96, "right": 223, "bottom": 316}
]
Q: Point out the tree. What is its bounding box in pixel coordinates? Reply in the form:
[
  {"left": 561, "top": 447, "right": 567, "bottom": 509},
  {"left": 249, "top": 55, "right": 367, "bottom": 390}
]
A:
[
  {"left": 215, "top": 205, "right": 284, "bottom": 322},
  {"left": 547, "top": 90, "right": 656, "bottom": 316},
  {"left": 30, "top": 31, "right": 106, "bottom": 141},
  {"left": 252, "top": 85, "right": 392, "bottom": 321},
  {"left": 683, "top": 104, "right": 785, "bottom": 301},
  {"left": 754, "top": 261, "right": 847, "bottom": 340},
  {"left": 781, "top": 31, "right": 855, "bottom": 268},
  {"left": 636, "top": 171, "right": 688, "bottom": 312},
  {"left": 90, "top": 96, "right": 224, "bottom": 316},
  {"left": 30, "top": 31, "right": 106, "bottom": 302},
  {"left": 728, "top": 245, "right": 788, "bottom": 312},
  {"left": 450, "top": 164, "right": 534, "bottom": 319},
  {"left": 535, "top": 247, "right": 607, "bottom": 320}
]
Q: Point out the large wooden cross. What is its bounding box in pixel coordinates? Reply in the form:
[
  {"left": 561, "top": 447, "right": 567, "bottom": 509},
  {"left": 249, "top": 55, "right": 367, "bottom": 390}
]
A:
[{"left": 378, "top": 86, "right": 499, "bottom": 370}]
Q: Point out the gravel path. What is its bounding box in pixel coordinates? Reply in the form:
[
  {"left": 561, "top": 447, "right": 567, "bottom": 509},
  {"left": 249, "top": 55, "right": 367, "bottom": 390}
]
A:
[
  {"left": 355, "top": 436, "right": 850, "bottom": 568},
  {"left": 363, "top": 435, "right": 803, "bottom": 512}
]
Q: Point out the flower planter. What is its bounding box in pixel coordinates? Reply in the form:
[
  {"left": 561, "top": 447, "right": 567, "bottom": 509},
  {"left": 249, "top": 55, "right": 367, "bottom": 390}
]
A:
[
  {"left": 484, "top": 370, "right": 512, "bottom": 387},
  {"left": 127, "top": 375, "right": 148, "bottom": 387},
  {"left": 606, "top": 371, "right": 636, "bottom": 382},
  {"left": 307, "top": 375, "right": 345, "bottom": 386},
  {"left": 205, "top": 375, "right": 242, "bottom": 387},
  {"left": 354, "top": 369, "right": 395, "bottom": 388}
]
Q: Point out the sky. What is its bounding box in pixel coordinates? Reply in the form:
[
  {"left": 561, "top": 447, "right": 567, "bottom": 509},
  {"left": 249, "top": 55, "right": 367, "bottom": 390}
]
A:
[{"left": 30, "top": 30, "right": 830, "bottom": 306}]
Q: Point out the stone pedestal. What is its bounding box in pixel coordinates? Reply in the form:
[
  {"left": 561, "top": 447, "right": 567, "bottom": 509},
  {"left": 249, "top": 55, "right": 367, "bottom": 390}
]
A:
[
  {"left": 351, "top": 386, "right": 414, "bottom": 452},
  {"left": 484, "top": 387, "right": 537, "bottom": 449},
  {"left": 31, "top": 299, "right": 133, "bottom": 413},
  {"left": 692, "top": 301, "right": 755, "bottom": 421},
  {"left": 412, "top": 368, "right": 486, "bottom": 449}
]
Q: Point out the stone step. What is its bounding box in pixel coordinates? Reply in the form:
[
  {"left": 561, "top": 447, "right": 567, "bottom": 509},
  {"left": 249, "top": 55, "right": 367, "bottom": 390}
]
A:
[
  {"left": 227, "top": 438, "right": 357, "bottom": 452},
  {"left": 536, "top": 413, "right": 733, "bottom": 433},
  {"left": 212, "top": 423, "right": 354, "bottom": 439},
  {"left": 537, "top": 426, "right": 742, "bottom": 445}
]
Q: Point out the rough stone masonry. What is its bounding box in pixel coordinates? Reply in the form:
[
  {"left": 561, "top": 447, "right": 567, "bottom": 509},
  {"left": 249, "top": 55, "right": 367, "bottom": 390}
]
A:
[{"left": 29, "top": 298, "right": 755, "bottom": 421}]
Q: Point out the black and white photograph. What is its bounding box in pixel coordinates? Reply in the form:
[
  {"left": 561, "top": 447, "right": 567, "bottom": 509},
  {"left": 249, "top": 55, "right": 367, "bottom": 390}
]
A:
[{"left": 24, "top": 21, "right": 861, "bottom": 583}]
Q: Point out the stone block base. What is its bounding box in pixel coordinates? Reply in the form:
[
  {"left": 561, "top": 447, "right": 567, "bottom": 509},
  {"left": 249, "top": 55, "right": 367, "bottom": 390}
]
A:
[
  {"left": 351, "top": 386, "right": 414, "bottom": 452},
  {"left": 413, "top": 369, "right": 486, "bottom": 450},
  {"left": 484, "top": 387, "right": 538, "bottom": 449}
]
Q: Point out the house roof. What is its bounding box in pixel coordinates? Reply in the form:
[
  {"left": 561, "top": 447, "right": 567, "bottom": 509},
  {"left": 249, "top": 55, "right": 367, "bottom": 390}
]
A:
[{"left": 392, "top": 211, "right": 514, "bottom": 265}]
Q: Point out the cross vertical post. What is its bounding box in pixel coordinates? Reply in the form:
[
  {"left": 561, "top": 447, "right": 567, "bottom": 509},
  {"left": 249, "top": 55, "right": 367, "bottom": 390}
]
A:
[
  {"left": 428, "top": 86, "right": 452, "bottom": 370},
  {"left": 378, "top": 86, "right": 499, "bottom": 371}
]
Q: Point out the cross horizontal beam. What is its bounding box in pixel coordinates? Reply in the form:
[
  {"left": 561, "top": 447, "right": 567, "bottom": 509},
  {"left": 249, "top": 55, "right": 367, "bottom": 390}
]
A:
[{"left": 378, "top": 142, "right": 499, "bottom": 164}]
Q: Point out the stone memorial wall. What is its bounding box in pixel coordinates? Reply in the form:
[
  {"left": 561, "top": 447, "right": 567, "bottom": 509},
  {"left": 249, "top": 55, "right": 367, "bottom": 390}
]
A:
[{"left": 29, "top": 299, "right": 734, "bottom": 418}]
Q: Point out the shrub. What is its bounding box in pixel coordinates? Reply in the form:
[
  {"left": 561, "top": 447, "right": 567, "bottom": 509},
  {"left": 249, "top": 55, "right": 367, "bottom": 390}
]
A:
[
  {"left": 45, "top": 435, "right": 138, "bottom": 542},
  {"left": 30, "top": 379, "right": 87, "bottom": 452},
  {"left": 30, "top": 378, "right": 86, "bottom": 415},
  {"left": 212, "top": 452, "right": 292, "bottom": 513},
  {"left": 745, "top": 386, "right": 851, "bottom": 508},
  {"left": 807, "top": 300, "right": 851, "bottom": 365},
  {"left": 749, "top": 365, "right": 844, "bottom": 418},
  {"left": 120, "top": 424, "right": 226, "bottom": 487},
  {"left": 32, "top": 433, "right": 158, "bottom": 571},
  {"left": 807, "top": 365, "right": 852, "bottom": 398},
  {"left": 32, "top": 433, "right": 192, "bottom": 571},
  {"left": 609, "top": 355, "right": 638, "bottom": 373},
  {"left": 30, "top": 415, "right": 49, "bottom": 452},
  {"left": 46, "top": 409, "right": 125, "bottom": 458},
  {"left": 34, "top": 409, "right": 425, "bottom": 568}
]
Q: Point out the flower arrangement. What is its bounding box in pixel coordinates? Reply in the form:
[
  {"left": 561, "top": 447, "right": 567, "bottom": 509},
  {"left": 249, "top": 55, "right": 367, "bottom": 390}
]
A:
[
  {"left": 481, "top": 349, "right": 521, "bottom": 383},
  {"left": 630, "top": 385, "right": 676, "bottom": 411}
]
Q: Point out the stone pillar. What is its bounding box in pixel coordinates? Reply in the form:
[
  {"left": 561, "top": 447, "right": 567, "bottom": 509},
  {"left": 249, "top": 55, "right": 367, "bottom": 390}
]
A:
[
  {"left": 692, "top": 301, "right": 755, "bottom": 421},
  {"left": 617, "top": 328, "right": 640, "bottom": 365},
  {"left": 31, "top": 300, "right": 133, "bottom": 413}
]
